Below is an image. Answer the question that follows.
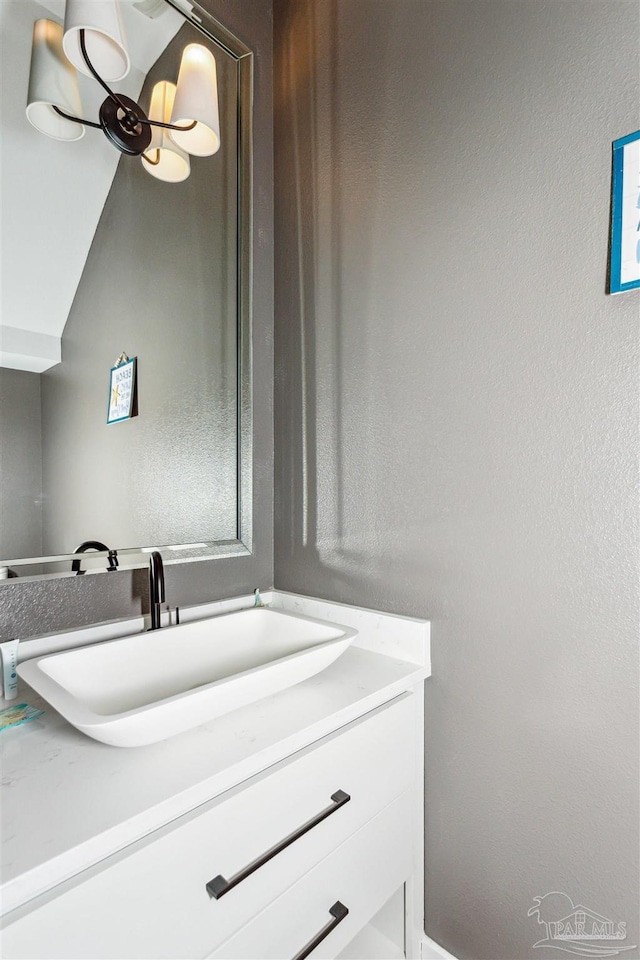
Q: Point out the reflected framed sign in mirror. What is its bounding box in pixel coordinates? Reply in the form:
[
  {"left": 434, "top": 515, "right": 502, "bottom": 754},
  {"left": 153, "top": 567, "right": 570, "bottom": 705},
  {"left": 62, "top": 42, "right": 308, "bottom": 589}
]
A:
[{"left": 0, "top": 0, "right": 253, "bottom": 581}]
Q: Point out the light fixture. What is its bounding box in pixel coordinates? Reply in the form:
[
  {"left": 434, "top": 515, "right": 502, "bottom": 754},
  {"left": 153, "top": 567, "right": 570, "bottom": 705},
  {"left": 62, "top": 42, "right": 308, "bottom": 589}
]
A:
[
  {"left": 142, "top": 81, "right": 190, "bottom": 183},
  {"left": 25, "top": 0, "right": 220, "bottom": 183},
  {"left": 26, "top": 20, "right": 85, "bottom": 142},
  {"left": 63, "top": 0, "right": 129, "bottom": 83},
  {"left": 170, "top": 44, "right": 220, "bottom": 157}
]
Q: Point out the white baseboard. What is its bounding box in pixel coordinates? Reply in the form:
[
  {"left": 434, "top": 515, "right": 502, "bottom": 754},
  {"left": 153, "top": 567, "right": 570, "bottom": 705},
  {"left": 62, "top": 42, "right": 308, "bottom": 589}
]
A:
[{"left": 420, "top": 934, "right": 458, "bottom": 959}]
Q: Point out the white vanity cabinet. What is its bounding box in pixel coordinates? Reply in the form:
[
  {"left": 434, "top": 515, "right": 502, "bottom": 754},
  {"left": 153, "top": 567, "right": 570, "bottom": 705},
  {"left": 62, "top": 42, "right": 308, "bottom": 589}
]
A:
[{"left": 2, "top": 694, "right": 420, "bottom": 960}]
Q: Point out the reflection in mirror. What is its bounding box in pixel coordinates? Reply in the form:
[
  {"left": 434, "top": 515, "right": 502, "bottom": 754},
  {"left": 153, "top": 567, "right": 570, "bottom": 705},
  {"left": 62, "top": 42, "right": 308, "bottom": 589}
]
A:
[{"left": 0, "top": 0, "right": 252, "bottom": 580}]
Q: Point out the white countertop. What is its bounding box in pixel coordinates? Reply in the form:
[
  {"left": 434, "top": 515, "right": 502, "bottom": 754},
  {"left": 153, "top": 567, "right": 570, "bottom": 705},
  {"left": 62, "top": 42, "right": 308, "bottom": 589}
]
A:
[{"left": 0, "top": 592, "right": 430, "bottom": 918}]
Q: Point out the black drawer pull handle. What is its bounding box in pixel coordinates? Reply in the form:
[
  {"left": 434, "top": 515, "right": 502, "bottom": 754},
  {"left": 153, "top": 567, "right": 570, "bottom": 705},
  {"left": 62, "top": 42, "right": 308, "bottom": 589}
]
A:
[
  {"left": 206, "top": 790, "right": 351, "bottom": 900},
  {"left": 291, "top": 901, "right": 349, "bottom": 960}
]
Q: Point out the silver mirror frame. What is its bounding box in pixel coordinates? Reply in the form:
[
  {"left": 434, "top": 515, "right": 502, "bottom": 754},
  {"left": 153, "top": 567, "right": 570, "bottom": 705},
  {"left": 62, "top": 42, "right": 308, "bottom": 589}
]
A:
[{"left": 1, "top": 0, "right": 253, "bottom": 583}]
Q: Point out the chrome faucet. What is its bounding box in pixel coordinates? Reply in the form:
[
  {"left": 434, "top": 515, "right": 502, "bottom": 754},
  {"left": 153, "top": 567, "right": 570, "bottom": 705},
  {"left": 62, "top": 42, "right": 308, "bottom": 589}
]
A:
[{"left": 148, "top": 551, "right": 165, "bottom": 631}]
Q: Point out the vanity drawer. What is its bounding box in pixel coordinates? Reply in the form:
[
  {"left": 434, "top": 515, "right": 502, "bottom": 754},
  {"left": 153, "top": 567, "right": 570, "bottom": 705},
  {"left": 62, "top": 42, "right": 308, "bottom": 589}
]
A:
[
  {"left": 2, "top": 694, "right": 416, "bottom": 960},
  {"left": 207, "top": 789, "right": 414, "bottom": 960}
]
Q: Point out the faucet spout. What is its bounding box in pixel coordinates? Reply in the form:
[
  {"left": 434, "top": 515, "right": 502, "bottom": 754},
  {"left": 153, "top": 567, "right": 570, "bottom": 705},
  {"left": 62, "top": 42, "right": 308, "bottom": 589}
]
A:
[
  {"left": 148, "top": 551, "right": 165, "bottom": 631},
  {"left": 71, "top": 540, "right": 118, "bottom": 575}
]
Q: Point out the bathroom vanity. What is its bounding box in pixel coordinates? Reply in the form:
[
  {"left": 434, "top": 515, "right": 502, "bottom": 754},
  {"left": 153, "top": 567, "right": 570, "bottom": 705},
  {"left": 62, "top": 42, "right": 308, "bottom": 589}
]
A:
[{"left": 0, "top": 593, "right": 430, "bottom": 960}]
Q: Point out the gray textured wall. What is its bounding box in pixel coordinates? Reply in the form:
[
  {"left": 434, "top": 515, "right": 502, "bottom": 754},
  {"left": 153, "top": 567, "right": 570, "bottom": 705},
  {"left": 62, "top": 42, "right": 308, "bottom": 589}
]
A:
[
  {"left": 40, "top": 26, "right": 238, "bottom": 556},
  {"left": 0, "top": 0, "right": 273, "bottom": 638},
  {"left": 0, "top": 368, "right": 43, "bottom": 562},
  {"left": 273, "top": 2, "right": 639, "bottom": 958}
]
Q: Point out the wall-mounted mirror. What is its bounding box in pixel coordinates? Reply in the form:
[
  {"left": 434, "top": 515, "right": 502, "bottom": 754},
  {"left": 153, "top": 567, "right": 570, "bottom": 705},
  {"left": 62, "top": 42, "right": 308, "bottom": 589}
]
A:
[{"left": 0, "top": 0, "right": 252, "bottom": 581}]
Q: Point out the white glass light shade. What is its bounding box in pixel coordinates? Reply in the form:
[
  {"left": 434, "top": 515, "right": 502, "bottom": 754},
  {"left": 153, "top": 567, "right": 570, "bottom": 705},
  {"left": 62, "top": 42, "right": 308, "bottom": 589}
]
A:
[
  {"left": 170, "top": 44, "right": 220, "bottom": 157},
  {"left": 142, "top": 82, "right": 190, "bottom": 183},
  {"left": 26, "top": 20, "right": 85, "bottom": 142},
  {"left": 63, "top": 0, "right": 129, "bottom": 82}
]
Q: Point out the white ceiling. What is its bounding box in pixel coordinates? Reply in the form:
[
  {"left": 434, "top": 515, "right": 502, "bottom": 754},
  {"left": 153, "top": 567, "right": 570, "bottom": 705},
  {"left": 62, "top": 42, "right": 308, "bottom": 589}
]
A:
[{"left": 0, "top": 0, "right": 183, "bottom": 371}]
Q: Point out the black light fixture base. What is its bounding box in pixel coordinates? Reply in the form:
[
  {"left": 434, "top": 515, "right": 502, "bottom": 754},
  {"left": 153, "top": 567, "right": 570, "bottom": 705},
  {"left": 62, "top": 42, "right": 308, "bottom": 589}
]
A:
[{"left": 99, "top": 96, "right": 152, "bottom": 156}]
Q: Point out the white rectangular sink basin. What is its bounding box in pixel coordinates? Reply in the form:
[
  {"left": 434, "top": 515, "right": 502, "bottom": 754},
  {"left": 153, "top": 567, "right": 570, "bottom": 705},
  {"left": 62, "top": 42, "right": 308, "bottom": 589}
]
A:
[{"left": 17, "top": 608, "right": 357, "bottom": 748}]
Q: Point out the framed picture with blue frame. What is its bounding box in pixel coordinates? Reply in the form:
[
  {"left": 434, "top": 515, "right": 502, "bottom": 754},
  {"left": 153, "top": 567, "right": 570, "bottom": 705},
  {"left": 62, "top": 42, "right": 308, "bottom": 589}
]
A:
[
  {"left": 107, "top": 355, "right": 137, "bottom": 424},
  {"left": 609, "top": 129, "right": 640, "bottom": 294}
]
